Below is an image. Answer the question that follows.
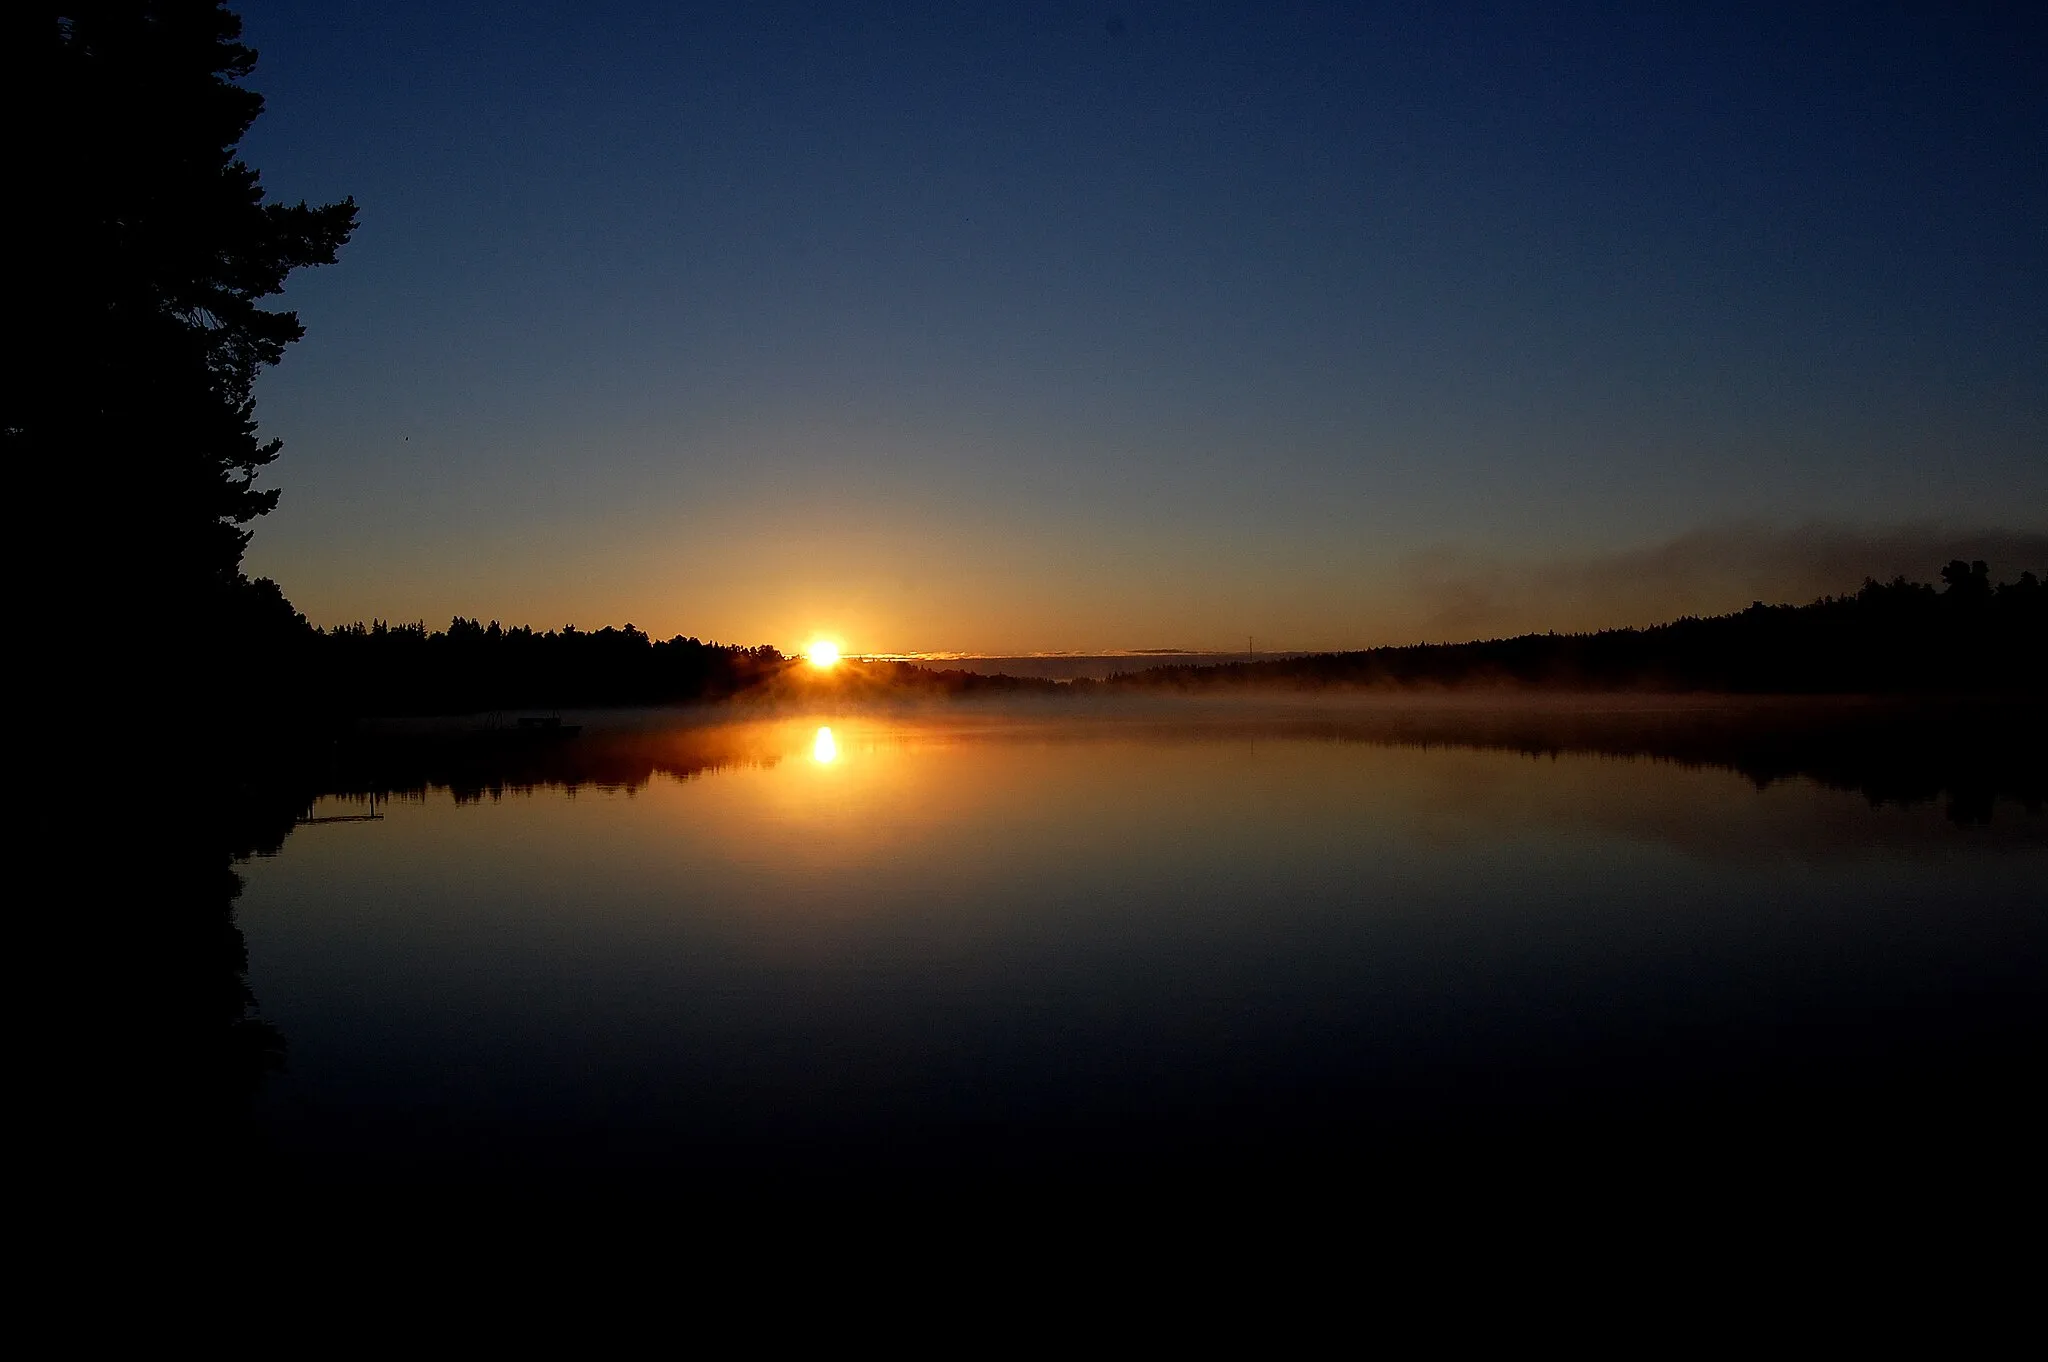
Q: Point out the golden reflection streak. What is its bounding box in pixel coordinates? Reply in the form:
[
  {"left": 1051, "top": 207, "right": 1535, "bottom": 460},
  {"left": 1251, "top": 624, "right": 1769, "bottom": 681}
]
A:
[{"left": 812, "top": 726, "right": 838, "bottom": 764}]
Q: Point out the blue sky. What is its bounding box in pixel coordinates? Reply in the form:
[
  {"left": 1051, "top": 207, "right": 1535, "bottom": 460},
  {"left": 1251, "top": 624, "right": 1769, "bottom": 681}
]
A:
[{"left": 238, "top": 1, "right": 2045, "bottom": 651}]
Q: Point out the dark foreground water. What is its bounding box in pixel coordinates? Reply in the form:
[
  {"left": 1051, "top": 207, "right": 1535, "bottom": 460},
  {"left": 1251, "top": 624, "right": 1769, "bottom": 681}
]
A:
[{"left": 234, "top": 699, "right": 2045, "bottom": 1197}]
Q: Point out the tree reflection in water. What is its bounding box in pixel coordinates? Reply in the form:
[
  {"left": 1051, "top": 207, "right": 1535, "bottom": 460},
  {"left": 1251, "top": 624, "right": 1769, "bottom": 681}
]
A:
[{"left": 207, "top": 697, "right": 2043, "bottom": 1198}]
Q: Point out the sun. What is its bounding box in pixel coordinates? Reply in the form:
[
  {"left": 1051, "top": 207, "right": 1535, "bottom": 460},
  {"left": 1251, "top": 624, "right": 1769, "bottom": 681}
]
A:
[{"left": 806, "top": 640, "right": 841, "bottom": 668}]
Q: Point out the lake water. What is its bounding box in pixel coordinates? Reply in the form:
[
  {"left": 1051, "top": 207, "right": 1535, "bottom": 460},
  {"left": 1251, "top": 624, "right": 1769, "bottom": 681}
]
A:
[{"left": 235, "top": 699, "right": 2046, "bottom": 1195}]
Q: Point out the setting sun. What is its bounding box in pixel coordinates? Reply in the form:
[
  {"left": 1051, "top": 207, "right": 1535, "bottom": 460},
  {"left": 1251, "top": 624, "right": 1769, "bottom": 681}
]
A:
[{"left": 806, "top": 640, "right": 841, "bottom": 668}]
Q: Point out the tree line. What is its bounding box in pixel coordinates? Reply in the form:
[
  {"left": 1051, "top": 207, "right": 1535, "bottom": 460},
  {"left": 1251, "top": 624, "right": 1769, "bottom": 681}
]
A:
[
  {"left": 1087, "top": 562, "right": 2045, "bottom": 695},
  {"left": 240, "top": 604, "right": 789, "bottom": 715},
  {"left": 223, "top": 591, "right": 1073, "bottom": 720},
  {"left": 214, "top": 558, "right": 2041, "bottom": 723}
]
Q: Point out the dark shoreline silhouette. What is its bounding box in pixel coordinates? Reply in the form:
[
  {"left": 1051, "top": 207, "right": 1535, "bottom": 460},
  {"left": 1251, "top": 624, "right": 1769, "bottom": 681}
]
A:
[
  {"left": 1089, "top": 561, "right": 2044, "bottom": 696},
  {"left": 229, "top": 561, "right": 2042, "bottom": 733},
  {"left": 225, "top": 587, "right": 1069, "bottom": 725}
]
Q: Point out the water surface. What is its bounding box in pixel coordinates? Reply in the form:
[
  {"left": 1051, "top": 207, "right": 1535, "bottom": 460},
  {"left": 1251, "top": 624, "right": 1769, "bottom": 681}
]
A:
[{"left": 237, "top": 701, "right": 2047, "bottom": 1190}]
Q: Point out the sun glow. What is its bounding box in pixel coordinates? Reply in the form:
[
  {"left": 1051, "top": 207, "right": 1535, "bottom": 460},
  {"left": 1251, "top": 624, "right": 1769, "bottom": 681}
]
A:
[
  {"left": 812, "top": 726, "right": 838, "bottom": 763},
  {"left": 807, "top": 640, "right": 841, "bottom": 668}
]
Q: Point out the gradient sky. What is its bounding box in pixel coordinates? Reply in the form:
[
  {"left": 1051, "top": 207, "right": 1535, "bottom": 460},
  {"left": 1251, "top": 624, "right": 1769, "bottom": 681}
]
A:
[{"left": 238, "top": 1, "right": 2046, "bottom": 653}]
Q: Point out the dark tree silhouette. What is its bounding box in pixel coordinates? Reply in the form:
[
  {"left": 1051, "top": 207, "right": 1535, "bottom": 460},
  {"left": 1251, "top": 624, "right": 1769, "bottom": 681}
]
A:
[
  {"left": 1941, "top": 558, "right": 1992, "bottom": 601},
  {"left": 1094, "top": 565, "right": 2047, "bottom": 697},
  {"left": 6, "top": 5, "right": 355, "bottom": 1176},
  {"left": 10, "top": 2, "right": 355, "bottom": 609}
]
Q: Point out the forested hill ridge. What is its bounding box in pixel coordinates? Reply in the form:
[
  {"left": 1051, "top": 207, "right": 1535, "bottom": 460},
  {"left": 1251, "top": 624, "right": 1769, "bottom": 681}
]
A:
[
  {"left": 221, "top": 560, "right": 2042, "bottom": 717},
  {"left": 1091, "top": 561, "right": 2045, "bottom": 695}
]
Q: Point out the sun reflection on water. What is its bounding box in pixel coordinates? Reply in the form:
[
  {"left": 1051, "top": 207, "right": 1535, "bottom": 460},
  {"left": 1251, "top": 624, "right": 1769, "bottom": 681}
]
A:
[{"left": 812, "top": 726, "right": 838, "bottom": 764}]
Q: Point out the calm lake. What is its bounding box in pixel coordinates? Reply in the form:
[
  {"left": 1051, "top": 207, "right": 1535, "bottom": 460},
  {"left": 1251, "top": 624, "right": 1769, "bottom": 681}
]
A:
[{"left": 236, "top": 699, "right": 2046, "bottom": 1193}]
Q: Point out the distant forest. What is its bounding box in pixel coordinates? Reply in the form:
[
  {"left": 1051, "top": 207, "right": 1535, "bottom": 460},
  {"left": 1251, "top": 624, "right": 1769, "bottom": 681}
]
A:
[
  {"left": 222, "top": 587, "right": 785, "bottom": 714},
  {"left": 1091, "top": 561, "right": 2044, "bottom": 696},
  {"left": 221, "top": 582, "right": 1059, "bottom": 716},
  {"left": 222, "top": 559, "right": 2042, "bottom": 720}
]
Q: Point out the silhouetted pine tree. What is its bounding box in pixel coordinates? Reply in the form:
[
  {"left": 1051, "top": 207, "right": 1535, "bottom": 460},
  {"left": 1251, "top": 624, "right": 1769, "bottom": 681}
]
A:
[
  {"left": 6, "top": 5, "right": 355, "bottom": 1163},
  {"left": 9, "top": 3, "right": 354, "bottom": 645}
]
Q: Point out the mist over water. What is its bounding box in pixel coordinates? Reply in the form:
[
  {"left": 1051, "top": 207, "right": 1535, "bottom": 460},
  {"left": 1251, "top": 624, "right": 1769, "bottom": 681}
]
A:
[
  {"left": 235, "top": 698, "right": 2045, "bottom": 1193},
  {"left": 860, "top": 653, "right": 1280, "bottom": 680}
]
